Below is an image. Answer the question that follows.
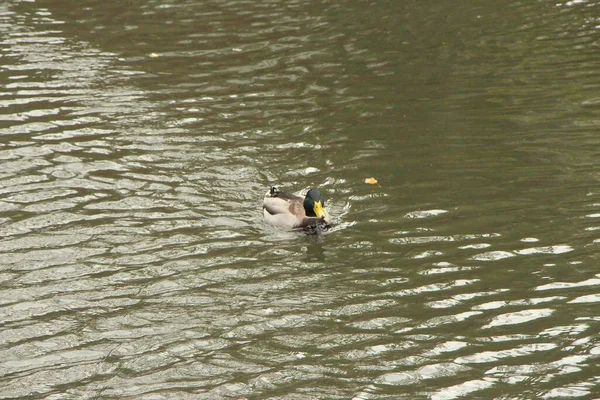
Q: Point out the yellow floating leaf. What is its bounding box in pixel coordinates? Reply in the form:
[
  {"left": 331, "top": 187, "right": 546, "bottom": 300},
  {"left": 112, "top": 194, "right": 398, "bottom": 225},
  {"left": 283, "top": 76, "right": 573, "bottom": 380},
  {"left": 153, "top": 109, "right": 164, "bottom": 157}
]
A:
[{"left": 364, "top": 177, "right": 378, "bottom": 185}]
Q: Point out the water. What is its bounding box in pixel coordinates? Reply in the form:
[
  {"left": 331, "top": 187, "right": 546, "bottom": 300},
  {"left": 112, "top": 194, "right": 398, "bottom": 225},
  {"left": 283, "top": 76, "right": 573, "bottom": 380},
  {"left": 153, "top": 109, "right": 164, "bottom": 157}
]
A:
[{"left": 1, "top": 0, "right": 600, "bottom": 399}]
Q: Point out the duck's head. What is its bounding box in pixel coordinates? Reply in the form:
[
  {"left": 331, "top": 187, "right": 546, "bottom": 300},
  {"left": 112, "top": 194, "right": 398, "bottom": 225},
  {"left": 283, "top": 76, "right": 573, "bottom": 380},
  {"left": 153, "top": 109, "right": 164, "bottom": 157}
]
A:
[{"left": 304, "top": 188, "right": 326, "bottom": 218}]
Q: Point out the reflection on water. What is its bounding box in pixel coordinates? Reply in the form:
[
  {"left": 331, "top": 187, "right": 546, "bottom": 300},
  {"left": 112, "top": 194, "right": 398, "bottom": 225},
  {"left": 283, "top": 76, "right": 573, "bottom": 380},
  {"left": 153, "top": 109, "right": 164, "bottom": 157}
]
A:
[{"left": 1, "top": 0, "right": 600, "bottom": 398}]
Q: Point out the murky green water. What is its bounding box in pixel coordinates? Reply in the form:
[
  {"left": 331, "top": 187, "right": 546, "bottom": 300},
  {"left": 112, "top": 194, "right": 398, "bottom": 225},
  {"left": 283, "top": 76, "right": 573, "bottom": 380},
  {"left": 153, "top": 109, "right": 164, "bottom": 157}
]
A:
[{"left": 1, "top": 0, "right": 600, "bottom": 399}]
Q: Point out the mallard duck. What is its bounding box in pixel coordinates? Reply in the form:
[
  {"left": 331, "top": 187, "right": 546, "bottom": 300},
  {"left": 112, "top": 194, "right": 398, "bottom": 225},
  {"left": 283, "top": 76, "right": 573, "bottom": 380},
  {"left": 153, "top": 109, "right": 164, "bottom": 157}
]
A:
[{"left": 263, "top": 186, "right": 332, "bottom": 233}]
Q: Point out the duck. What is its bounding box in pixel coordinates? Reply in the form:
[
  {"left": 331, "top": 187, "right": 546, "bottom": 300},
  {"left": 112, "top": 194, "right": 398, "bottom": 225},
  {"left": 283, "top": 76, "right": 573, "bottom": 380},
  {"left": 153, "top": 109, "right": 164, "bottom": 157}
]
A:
[{"left": 263, "top": 186, "right": 332, "bottom": 233}]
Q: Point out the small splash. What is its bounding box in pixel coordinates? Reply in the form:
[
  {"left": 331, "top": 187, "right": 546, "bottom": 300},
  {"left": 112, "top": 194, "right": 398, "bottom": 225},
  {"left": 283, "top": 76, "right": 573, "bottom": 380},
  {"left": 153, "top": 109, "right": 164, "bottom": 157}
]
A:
[
  {"left": 482, "top": 308, "right": 555, "bottom": 329},
  {"left": 347, "top": 317, "right": 411, "bottom": 330},
  {"left": 391, "top": 236, "right": 455, "bottom": 244},
  {"left": 376, "top": 371, "right": 418, "bottom": 386},
  {"left": 514, "top": 245, "right": 574, "bottom": 255},
  {"left": 568, "top": 294, "right": 600, "bottom": 304},
  {"left": 404, "top": 209, "right": 448, "bottom": 219},
  {"left": 414, "top": 250, "right": 443, "bottom": 259},
  {"left": 431, "top": 379, "right": 495, "bottom": 400},
  {"left": 543, "top": 386, "right": 592, "bottom": 399},
  {"left": 376, "top": 363, "right": 472, "bottom": 387},
  {"left": 471, "top": 251, "right": 515, "bottom": 261},
  {"left": 419, "top": 265, "right": 477, "bottom": 276},
  {"left": 455, "top": 343, "right": 557, "bottom": 364},
  {"left": 459, "top": 243, "right": 491, "bottom": 249},
  {"left": 536, "top": 277, "right": 600, "bottom": 291},
  {"left": 520, "top": 237, "right": 539, "bottom": 242}
]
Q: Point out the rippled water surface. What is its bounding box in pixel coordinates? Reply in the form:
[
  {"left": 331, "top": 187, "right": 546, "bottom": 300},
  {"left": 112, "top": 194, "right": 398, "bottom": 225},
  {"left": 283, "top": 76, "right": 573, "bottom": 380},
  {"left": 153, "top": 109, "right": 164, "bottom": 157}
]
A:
[{"left": 1, "top": 0, "right": 600, "bottom": 399}]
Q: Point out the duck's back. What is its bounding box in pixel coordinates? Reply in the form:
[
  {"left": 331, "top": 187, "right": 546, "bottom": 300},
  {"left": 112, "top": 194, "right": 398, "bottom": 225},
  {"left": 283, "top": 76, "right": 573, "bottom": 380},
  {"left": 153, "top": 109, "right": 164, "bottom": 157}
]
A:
[{"left": 263, "top": 190, "right": 306, "bottom": 229}]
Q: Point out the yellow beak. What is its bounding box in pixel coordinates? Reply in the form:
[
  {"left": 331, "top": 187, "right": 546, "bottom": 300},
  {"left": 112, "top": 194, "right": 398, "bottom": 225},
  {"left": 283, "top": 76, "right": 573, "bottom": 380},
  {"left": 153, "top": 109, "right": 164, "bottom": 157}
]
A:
[{"left": 313, "top": 200, "right": 325, "bottom": 218}]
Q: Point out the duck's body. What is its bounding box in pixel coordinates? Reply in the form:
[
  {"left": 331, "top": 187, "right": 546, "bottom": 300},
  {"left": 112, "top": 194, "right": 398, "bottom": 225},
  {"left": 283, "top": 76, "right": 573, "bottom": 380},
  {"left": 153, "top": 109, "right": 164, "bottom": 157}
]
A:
[{"left": 263, "top": 187, "right": 331, "bottom": 233}]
